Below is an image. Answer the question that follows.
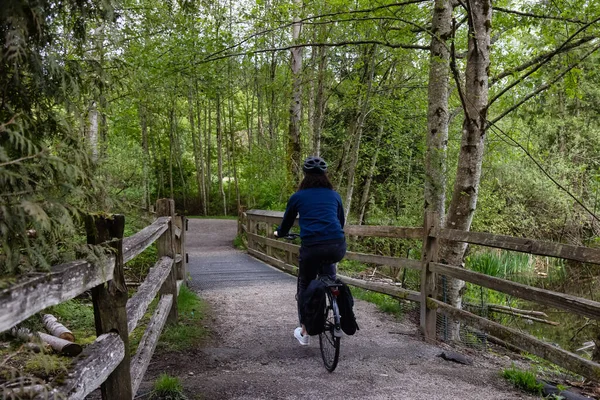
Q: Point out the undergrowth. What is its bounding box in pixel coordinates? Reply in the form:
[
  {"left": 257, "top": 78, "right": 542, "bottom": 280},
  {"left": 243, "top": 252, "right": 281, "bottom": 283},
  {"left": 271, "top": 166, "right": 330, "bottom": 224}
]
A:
[
  {"left": 151, "top": 373, "right": 187, "bottom": 400},
  {"left": 502, "top": 365, "right": 543, "bottom": 395},
  {"left": 350, "top": 287, "right": 404, "bottom": 318},
  {"left": 158, "top": 286, "right": 209, "bottom": 351}
]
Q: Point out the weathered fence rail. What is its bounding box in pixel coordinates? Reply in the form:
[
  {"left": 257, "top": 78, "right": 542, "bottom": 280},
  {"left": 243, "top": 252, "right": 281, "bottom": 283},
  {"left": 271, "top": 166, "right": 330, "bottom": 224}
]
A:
[
  {"left": 0, "top": 198, "right": 188, "bottom": 399},
  {"left": 243, "top": 209, "right": 600, "bottom": 381}
]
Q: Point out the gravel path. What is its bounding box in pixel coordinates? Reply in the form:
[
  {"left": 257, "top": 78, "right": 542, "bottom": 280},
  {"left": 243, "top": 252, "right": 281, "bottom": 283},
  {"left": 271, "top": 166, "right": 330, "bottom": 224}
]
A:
[{"left": 144, "top": 218, "right": 536, "bottom": 400}]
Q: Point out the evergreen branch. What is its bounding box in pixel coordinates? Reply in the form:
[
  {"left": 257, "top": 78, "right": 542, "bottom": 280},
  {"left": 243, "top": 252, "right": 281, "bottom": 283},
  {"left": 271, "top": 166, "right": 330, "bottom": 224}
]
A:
[
  {"left": 493, "top": 7, "right": 586, "bottom": 24},
  {"left": 487, "top": 124, "right": 600, "bottom": 223},
  {"left": 491, "top": 36, "right": 597, "bottom": 85},
  {"left": 488, "top": 43, "right": 600, "bottom": 126},
  {"left": 0, "top": 115, "right": 19, "bottom": 133},
  {"left": 0, "top": 149, "right": 47, "bottom": 168}
]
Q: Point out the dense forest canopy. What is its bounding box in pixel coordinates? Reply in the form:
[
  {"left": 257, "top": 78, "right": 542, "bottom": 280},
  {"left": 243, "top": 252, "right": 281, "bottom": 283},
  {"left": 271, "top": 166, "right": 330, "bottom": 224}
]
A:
[{"left": 1, "top": 0, "right": 599, "bottom": 276}]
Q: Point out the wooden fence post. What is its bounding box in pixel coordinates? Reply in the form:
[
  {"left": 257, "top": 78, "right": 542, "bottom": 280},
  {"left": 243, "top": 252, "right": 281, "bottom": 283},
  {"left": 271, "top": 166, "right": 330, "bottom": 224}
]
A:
[
  {"left": 420, "top": 211, "right": 440, "bottom": 341},
  {"left": 156, "top": 199, "right": 178, "bottom": 324},
  {"left": 246, "top": 215, "right": 254, "bottom": 251},
  {"left": 181, "top": 216, "right": 187, "bottom": 284},
  {"left": 86, "top": 214, "right": 132, "bottom": 400},
  {"left": 173, "top": 215, "right": 187, "bottom": 283},
  {"left": 265, "top": 223, "right": 274, "bottom": 257}
]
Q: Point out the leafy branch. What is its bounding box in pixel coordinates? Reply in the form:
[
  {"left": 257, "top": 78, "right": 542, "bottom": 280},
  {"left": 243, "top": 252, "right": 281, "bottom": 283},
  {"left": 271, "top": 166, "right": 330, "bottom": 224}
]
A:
[
  {"left": 494, "top": 7, "right": 586, "bottom": 24},
  {"left": 488, "top": 15, "right": 600, "bottom": 106},
  {"left": 489, "top": 42, "right": 600, "bottom": 126}
]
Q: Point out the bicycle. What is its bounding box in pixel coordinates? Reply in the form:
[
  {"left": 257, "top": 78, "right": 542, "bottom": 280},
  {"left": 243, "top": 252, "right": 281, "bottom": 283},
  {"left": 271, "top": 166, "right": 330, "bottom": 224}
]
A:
[{"left": 278, "top": 233, "right": 343, "bottom": 372}]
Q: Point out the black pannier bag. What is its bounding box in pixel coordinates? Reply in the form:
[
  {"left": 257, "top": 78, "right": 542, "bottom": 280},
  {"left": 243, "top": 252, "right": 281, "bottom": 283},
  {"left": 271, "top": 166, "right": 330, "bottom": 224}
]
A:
[
  {"left": 336, "top": 279, "right": 359, "bottom": 335},
  {"left": 299, "top": 279, "right": 327, "bottom": 335}
]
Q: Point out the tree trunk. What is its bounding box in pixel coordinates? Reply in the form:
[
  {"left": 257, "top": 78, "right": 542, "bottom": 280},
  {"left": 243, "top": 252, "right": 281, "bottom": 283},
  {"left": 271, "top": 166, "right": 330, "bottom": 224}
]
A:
[
  {"left": 424, "top": 0, "right": 453, "bottom": 219},
  {"left": 287, "top": 0, "right": 303, "bottom": 181},
  {"left": 206, "top": 103, "right": 212, "bottom": 211},
  {"left": 344, "top": 45, "right": 376, "bottom": 222},
  {"left": 168, "top": 108, "right": 174, "bottom": 200},
  {"left": 358, "top": 123, "right": 384, "bottom": 225},
  {"left": 439, "top": 0, "right": 492, "bottom": 339},
  {"left": 189, "top": 87, "right": 206, "bottom": 215},
  {"left": 216, "top": 94, "right": 227, "bottom": 215},
  {"left": 88, "top": 102, "right": 99, "bottom": 163},
  {"left": 313, "top": 40, "right": 327, "bottom": 157},
  {"left": 139, "top": 103, "right": 150, "bottom": 210}
]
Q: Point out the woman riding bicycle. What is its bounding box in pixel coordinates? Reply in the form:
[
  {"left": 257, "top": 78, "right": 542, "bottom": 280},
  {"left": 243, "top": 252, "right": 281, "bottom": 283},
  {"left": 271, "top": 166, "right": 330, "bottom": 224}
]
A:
[{"left": 274, "top": 156, "right": 346, "bottom": 346}]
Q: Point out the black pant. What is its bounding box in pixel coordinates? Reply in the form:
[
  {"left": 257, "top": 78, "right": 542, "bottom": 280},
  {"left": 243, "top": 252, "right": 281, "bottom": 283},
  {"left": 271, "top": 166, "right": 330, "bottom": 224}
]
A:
[{"left": 297, "top": 240, "right": 347, "bottom": 325}]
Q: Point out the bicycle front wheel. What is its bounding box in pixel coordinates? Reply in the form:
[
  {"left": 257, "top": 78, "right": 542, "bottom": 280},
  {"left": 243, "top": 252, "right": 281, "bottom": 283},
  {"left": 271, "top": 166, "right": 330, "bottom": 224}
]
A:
[{"left": 319, "top": 294, "right": 340, "bottom": 372}]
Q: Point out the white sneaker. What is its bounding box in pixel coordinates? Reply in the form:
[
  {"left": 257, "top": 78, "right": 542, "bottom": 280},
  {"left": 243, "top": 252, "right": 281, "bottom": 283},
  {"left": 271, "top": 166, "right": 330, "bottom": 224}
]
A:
[{"left": 294, "top": 327, "right": 310, "bottom": 346}]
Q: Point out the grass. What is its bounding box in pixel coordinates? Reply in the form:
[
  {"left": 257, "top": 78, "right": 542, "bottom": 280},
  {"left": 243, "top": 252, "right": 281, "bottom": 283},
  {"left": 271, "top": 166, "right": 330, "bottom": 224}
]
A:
[
  {"left": 158, "top": 285, "right": 209, "bottom": 351},
  {"left": 350, "top": 287, "right": 404, "bottom": 318},
  {"left": 151, "top": 373, "right": 187, "bottom": 400},
  {"left": 502, "top": 365, "right": 544, "bottom": 395}
]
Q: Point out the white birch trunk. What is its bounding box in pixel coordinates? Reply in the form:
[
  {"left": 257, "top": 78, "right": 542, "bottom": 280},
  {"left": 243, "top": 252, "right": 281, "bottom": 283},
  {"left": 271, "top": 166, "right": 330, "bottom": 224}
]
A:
[
  {"left": 440, "top": 0, "right": 492, "bottom": 340},
  {"left": 288, "top": 0, "right": 303, "bottom": 180}
]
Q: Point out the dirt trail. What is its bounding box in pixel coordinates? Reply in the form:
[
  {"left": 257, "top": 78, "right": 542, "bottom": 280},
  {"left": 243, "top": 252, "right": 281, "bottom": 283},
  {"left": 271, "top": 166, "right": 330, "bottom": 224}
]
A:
[{"left": 141, "top": 219, "right": 535, "bottom": 400}]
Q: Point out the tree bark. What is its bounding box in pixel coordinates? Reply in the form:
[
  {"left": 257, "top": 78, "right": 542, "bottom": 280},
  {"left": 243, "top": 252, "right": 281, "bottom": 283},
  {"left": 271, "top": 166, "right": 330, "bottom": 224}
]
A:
[
  {"left": 42, "top": 314, "right": 75, "bottom": 342},
  {"left": 189, "top": 87, "right": 206, "bottom": 215},
  {"left": 139, "top": 103, "right": 150, "bottom": 210},
  {"left": 88, "top": 102, "right": 99, "bottom": 163},
  {"left": 168, "top": 108, "right": 174, "bottom": 200},
  {"left": 344, "top": 45, "right": 376, "bottom": 222},
  {"left": 439, "top": 0, "right": 492, "bottom": 339},
  {"left": 205, "top": 104, "right": 211, "bottom": 211},
  {"left": 358, "top": 123, "right": 384, "bottom": 225},
  {"left": 288, "top": 0, "right": 304, "bottom": 181},
  {"left": 312, "top": 40, "right": 327, "bottom": 157},
  {"left": 216, "top": 94, "right": 227, "bottom": 215},
  {"left": 424, "top": 0, "right": 453, "bottom": 220}
]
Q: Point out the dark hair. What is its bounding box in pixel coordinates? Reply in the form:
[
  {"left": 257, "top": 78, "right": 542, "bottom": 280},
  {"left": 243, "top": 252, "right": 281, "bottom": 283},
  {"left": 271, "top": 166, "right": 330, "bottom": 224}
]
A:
[{"left": 298, "top": 173, "right": 334, "bottom": 190}]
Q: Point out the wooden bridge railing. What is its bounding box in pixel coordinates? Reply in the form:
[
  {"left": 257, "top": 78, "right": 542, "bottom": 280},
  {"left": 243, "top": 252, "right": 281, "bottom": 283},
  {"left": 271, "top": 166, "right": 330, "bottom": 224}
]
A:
[
  {"left": 0, "top": 198, "right": 187, "bottom": 399},
  {"left": 242, "top": 209, "right": 600, "bottom": 381}
]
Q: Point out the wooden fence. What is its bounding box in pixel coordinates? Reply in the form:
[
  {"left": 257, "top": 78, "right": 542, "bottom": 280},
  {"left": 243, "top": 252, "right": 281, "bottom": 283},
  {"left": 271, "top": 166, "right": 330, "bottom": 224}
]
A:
[
  {"left": 242, "top": 209, "right": 600, "bottom": 381},
  {"left": 0, "top": 198, "right": 187, "bottom": 400}
]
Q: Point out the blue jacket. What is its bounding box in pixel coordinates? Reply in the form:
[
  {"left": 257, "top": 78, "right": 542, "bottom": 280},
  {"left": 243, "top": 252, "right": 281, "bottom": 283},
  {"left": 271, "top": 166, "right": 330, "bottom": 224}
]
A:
[{"left": 277, "top": 188, "right": 345, "bottom": 245}]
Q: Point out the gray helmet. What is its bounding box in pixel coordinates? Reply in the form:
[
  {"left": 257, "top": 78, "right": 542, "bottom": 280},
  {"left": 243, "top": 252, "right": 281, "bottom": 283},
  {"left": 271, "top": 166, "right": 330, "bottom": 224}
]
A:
[{"left": 303, "top": 156, "right": 327, "bottom": 174}]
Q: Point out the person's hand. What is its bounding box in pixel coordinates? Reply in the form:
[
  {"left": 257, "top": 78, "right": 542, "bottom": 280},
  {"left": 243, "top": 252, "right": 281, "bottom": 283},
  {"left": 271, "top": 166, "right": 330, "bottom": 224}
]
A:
[{"left": 274, "top": 230, "right": 279, "bottom": 238}]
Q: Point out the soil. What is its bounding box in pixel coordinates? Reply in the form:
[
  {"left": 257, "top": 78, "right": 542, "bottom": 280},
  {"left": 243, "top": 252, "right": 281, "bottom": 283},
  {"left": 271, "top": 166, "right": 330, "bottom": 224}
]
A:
[{"left": 138, "top": 219, "right": 539, "bottom": 400}]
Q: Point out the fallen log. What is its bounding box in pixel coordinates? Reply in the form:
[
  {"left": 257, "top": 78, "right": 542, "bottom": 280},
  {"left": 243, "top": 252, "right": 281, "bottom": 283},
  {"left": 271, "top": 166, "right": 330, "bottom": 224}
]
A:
[
  {"left": 42, "top": 314, "right": 75, "bottom": 342},
  {"left": 10, "top": 327, "right": 82, "bottom": 356}
]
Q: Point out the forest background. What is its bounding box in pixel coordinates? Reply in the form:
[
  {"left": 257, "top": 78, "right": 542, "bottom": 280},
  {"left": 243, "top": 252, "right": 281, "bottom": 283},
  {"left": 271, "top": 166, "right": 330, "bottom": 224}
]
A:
[{"left": 1, "top": 0, "right": 600, "bottom": 348}]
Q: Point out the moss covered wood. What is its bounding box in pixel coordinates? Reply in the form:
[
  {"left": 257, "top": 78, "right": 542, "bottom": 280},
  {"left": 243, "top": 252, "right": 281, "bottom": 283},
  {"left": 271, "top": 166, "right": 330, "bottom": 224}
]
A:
[{"left": 86, "top": 214, "right": 133, "bottom": 400}]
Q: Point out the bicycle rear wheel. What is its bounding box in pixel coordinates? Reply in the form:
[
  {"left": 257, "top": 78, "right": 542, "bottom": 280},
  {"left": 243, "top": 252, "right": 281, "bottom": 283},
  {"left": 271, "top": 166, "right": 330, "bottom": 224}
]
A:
[{"left": 319, "top": 293, "right": 340, "bottom": 372}]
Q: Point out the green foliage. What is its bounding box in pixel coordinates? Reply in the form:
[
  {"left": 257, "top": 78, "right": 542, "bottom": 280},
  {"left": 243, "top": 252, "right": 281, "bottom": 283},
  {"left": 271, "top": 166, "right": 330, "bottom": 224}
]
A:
[
  {"left": 502, "top": 365, "right": 543, "bottom": 395},
  {"left": 233, "top": 234, "right": 246, "bottom": 249},
  {"left": 151, "top": 374, "right": 187, "bottom": 400},
  {"left": 24, "top": 353, "right": 70, "bottom": 378},
  {"left": 159, "top": 286, "right": 208, "bottom": 351},
  {"left": 350, "top": 287, "right": 404, "bottom": 318},
  {"left": 0, "top": 0, "right": 113, "bottom": 275}
]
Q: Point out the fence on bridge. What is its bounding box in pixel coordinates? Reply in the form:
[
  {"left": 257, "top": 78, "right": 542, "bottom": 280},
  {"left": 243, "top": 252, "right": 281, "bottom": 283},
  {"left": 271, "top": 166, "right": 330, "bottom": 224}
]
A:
[
  {"left": 242, "top": 209, "right": 600, "bottom": 381},
  {"left": 0, "top": 198, "right": 187, "bottom": 399}
]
